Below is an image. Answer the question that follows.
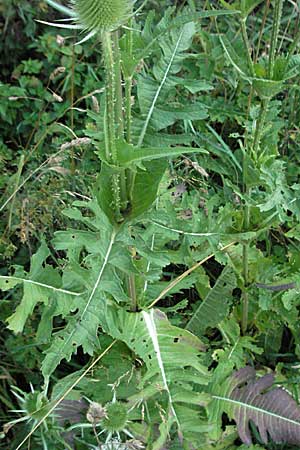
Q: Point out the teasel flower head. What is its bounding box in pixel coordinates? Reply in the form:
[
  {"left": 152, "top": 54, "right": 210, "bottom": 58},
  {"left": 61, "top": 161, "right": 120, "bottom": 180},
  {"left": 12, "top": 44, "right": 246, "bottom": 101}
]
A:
[
  {"left": 71, "top": 0, "right": 133, "bottom": 33},
  {"left": 40, "top": 0, "right": 137, "bottom": 44}
]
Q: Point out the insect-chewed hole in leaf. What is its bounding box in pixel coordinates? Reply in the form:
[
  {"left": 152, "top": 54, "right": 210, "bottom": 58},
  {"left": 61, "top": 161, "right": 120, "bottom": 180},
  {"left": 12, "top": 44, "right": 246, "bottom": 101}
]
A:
[
  {"left": 70, "top": 308, "right": 79, "bottom": 316},
  {"left": 208, "top": 360, "right": 218, "bottom": 370},
  {"left": 221, "top": 412, "right": 235, "bottom": 431},
  {"left": 130, "top": 338, "right": 135, "bottom": 343},
  {"left": 148, "top": 354, "right": 152, "bottom": 360},
  {"left": 165, "top": 239, "right": 181, "bottom": 251},
  {"left": 173, "top": 337, "right": 179, "bottom": 343},
  {"left": 232, "top": 287, "right": 242, "bottom": 298},
  {"left": 71, "top": 235, "right": 76, "bottom": 239}
]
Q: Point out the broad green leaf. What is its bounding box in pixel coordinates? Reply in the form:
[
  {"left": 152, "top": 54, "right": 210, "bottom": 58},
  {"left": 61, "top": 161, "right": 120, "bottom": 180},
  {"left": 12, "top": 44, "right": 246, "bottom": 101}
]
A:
[
  {"left": 42, "top": 223, "right": 117, "bottom": 380},
  {"left": 94, "top": 163, "right": 116, "bottom": 223},
  {"left": 116, "top": 140, "right": 208, "bottom": 167},
  {"left": 252, "top": 77, "right": 284, "bottom": 99},
  {"left": 99, "top": 303, "right": 209, "bottom": 444},
  {"left": 130, "top": 159, "right": 167, "bottom": 219},
  {"left": 186, "top": 266, "right": 236, "bottom": 337},
  {"left": 150, "top": 104, "right": 208, "bottom": 131},
  {"left": 169, "top": 77, "right": 214, "bottom": 94}
]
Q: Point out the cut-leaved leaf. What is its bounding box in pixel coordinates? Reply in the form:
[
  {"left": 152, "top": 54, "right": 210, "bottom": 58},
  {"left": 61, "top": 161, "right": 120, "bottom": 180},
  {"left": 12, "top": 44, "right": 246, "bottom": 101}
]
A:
[{"left": 210, "top": 366, "right": 300, "bottom": 445}]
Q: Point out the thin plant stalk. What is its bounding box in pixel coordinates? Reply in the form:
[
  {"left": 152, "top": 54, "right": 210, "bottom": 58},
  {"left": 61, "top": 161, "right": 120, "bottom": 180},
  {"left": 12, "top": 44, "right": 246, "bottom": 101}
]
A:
[
  {"left": 7, "top": 155, "right": 24, "bottom": 232},
  {"left": 253, "top": 99, "right": 269, "bottom": 155},
  {"left": 241, "top": 0, "right": 282, "bottom": 331},
  {"left": 268, "top": 0, "right": 283, "bottom": 78},
  {"left": 240, "top": 17, "right": 255, "bottom": 77},
  {"left": 242, "top": 155, "right": 250, "bottom": 335},
  {"left": 254, "top": 0, "right": 270, "bottom": 63}
]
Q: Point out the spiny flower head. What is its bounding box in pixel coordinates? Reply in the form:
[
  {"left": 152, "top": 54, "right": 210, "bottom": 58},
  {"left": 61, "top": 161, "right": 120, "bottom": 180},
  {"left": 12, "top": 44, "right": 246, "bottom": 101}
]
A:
[{"left": 71, "top": 0, "right": 133, "bottom": 32}]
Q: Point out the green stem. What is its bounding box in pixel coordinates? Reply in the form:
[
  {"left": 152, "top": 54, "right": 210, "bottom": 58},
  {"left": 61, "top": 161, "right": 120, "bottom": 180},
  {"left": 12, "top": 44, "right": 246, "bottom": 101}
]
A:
[
  {"left": 242, "top": 143, "right": 250, "bottom": 334},
  {"left": 122, "top": 21, "right": 138, "bottom": 310},
  {"left": 253, "top": 99, "right": 269, "bottom": 155},
  {"left": 240, "top": 18, "right": 255, "bottom": 77},
  {"left": 112, "top": 30, "right": 124, "bottom": 139},
  {"left": 242, "top": 97, "right": 269, "bottom": 332},
  {"left": 102, "top": 31, "right": 122, "bottom": 222},
  {"left": 242, "top": 218, "right": 250, "bottom": 334},
  {"left": 124, "top": 19, "right": 135, "bottom": 202},
  {"left": 129, "top": 274, "right": 137, "bottom": 312},
  {"left": 112, "top": 30, "right": 128, "bottom": 211},
  {"left": 268, "top": 0, "right": 283, "bottom": 79},
  {"left": 125, "top": 77, "right": 132, "bottom": 143},
  {"left": 102, "top": 31, "right": 117, "bottom": 163},
  {"left": 125, "top": 75, "right": 135, "bottom": 203},
  {"left": 8, "top": 155, "right": 24, "bottom": 232}
]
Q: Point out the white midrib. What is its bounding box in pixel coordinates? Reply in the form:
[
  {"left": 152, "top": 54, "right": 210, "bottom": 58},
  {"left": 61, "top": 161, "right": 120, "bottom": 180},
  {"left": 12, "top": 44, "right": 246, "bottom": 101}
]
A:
[
  {"left": 142, "top": 310, "right": 179, "bottom": 424},
  {"left": 51, "top": 229, "right": 116, "bottom": 357},
  {"left": 137, "top": 29, "right": 185, "bottom": 147},
  {"left": 0, "top": 275, "right": 83, "bottom": 296},
  {"left": 213, "top": 395, "right": 300, "bottom": 426}
]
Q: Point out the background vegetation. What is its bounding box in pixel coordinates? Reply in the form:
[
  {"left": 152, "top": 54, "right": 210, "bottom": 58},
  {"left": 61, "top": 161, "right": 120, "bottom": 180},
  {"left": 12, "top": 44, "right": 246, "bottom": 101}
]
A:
[{"left": 1, "top": 0, "right": 300, "bottom": 449}]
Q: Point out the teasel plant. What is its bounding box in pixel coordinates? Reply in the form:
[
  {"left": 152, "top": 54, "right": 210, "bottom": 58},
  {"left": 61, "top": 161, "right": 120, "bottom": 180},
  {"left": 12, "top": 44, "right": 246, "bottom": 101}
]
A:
[{"left": 39, "top": 0, "right": 145, "bottom": 223}]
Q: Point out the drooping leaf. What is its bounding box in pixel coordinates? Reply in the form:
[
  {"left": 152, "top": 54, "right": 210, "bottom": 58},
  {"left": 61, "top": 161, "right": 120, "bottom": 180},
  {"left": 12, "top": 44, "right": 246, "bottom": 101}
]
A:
[
  {"left": 41, "top": 209, "right": 119, "bottom": 380},
  {"left": 115, "top": 140, "right": 208, "bottom": 167},
  {"left": 210, "top": 366, "right": 300, "bottom": 445},
  {"left": 186, "top": 266, "right": 237, "bottom": 337},
  {"left": 129, "top": 159, "right": 167, "bottom": 219},
  {"left": 2, "top": 241, "right": 80, "bottom": 334}
]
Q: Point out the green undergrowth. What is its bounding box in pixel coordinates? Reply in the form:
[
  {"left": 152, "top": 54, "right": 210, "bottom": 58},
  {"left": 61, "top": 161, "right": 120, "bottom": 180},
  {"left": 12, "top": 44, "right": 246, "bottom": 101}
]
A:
[{"left": 1, "top": 0, "right": 300, "bottom": 449}]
